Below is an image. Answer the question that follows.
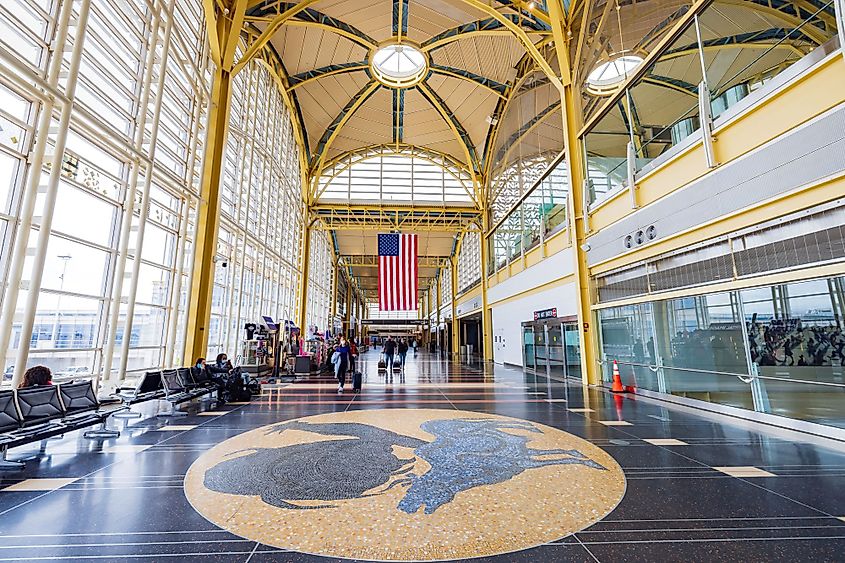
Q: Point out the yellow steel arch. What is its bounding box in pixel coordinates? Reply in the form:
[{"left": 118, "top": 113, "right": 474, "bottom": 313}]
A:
[
  {"left": 244, "top": 16, "right": 377, "bottom": 49},
  {"left": 234, "top": 0, "right": 322, "bottom": 76}
]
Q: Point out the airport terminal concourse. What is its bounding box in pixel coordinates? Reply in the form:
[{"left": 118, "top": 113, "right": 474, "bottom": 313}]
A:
[{"left": 1, "top": 0, "right": 845, "bottom": 561}]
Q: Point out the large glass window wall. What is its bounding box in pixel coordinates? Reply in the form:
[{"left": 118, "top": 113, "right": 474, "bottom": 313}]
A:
[
  {"left": 305, "top": 229, "right": 334, "bottom": 335},
  {"left": 317, "top": 146, "right": 475, "bottom": 205},
  {"left": 598, "top": 273, "right": 845, "bottom": 429},
  {"left": 0, "top": 0, "right": 211, "bottom": 385},
  {"left": 206, "top": 57, "right": 305, "bottom": 362},
  {"left": 456, "top": 231, "right": 480, "bottom": 294},
  {"left": 0, "top": 1, "right": 309, "bottom": 387}
]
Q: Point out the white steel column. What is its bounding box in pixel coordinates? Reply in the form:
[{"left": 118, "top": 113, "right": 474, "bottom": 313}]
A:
[
  {"left": 98, "top": 2, "right": 163, "bottom": 387},
  {"left": 11, "top": 0, "right": 92, "bottom": 388},
  {"left": 164, "top": 33, "right": 209, "bottom": 368},
  {"left": 226, "top": 65, "right": 257, "bottom": 357},
  {"left": 118, "top": 0, "right": 177, "bottom": 382},
  {"left": 835, "top": 0, "right": 845, "bottom": 64},
  {"left": 0, "top": 0, "right": 75, "bottom": 381}
]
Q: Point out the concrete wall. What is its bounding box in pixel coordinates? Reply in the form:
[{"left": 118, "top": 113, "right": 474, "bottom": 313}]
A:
[{"left": 489, "top": 248, "right": 577, "bottom": 366}]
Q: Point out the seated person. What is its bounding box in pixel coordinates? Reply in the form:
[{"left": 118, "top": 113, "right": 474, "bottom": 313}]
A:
[
  {"left": 207, "top": 353, "right": 233, "bottom": 375},
  {"left": 205, "top": 354, "right": 231, "bottom": 403},
  {"left": 192, "top": 357, "right": 206, "bottom": 380},
  {"left": 18, "top": 365, "right": 53, "bottom": 389}
]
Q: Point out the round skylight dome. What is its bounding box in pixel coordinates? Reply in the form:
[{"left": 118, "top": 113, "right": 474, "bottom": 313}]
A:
[
  {"left": 371, "top": 43, "right": 428, "bottom": 88},
  {"left": 586, "top": 54, "right": 644, "bottom": 95}
]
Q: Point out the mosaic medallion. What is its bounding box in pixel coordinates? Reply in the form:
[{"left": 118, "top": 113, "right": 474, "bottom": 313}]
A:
[{"left": 184, "top": 409, "right": 626, "bottom": 561}]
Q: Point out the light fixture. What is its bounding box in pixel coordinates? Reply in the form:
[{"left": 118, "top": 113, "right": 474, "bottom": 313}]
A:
[
  {"left": 586, "top": 53, "right": 645, "bottom": 96},
  {"left": 371, "top": 43, "right": 428, "bottom": 89}
]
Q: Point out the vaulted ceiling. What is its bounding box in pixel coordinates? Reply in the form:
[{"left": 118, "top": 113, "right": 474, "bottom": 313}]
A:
[{"left": 244, "top": 0, "right": 557, "bottom": 185}]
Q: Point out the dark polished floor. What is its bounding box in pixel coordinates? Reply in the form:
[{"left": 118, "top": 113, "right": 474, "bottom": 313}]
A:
[{"left": 2, "top": 350, "right": 845, "bottom": 562}]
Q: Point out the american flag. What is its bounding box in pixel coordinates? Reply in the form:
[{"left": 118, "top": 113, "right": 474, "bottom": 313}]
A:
[{"left": 378, "top": 233, "right": 418, "bottom": 311}]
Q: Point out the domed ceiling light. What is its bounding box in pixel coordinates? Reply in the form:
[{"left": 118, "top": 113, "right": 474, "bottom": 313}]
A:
[
  {"left": 586, "top": 53, "right": 644, "bottom": 96},
  {"left": 371, "top": 43, "right": 428, "bottom": 88}
]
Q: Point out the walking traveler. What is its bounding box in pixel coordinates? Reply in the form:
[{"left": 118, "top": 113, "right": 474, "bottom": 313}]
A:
[
  {"left": 383, "top": 336, "right": 397, "bottom": 373},
  {"left": 332, "top": 336, "right": 351, "bottom": 394},
  {"left": 398, "top": 338, "right": 409, "bottom": 370}
]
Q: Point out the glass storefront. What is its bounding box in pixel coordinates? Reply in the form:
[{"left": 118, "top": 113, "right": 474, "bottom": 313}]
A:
[
  {"left": 522, "top": 316, "right": 581, "bottom": 380},
  {"left": 598, "top": 274, "right": 845, "bottom": 429}
]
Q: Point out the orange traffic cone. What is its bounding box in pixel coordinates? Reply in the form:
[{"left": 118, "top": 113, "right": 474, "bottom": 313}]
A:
[{"left": 610, "top": 360, "right": 625, "bottom": 393}]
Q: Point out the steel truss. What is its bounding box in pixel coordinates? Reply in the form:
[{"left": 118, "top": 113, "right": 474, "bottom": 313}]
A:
[
  {"left": 339, "top": 255, "right": 451, "bottom": 268},
  {"left": 312, "top": 204, "right": 481, "bottom": 232}
]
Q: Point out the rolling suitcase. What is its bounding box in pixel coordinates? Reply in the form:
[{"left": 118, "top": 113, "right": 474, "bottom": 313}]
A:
[
  {"left": 378, "top": 354, "right": 387, "bottom": 372},
  {"left": 352, "top": 371, "right": 362, "bottom": 393}
]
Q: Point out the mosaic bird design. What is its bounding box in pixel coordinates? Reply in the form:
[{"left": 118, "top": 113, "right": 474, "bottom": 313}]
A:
[
  {"left": 202, "top": 418, "right": 607, "bottom": 513},
  {"left": 397, "top": 418, "right": 608, "bottom": 514},
  {"left": 203, "top": 421, "right": 424, "bottom": 510}
]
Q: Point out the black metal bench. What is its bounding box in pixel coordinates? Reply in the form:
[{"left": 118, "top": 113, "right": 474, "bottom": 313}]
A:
[
  {"left": 111, "top": 370, "right": 166, "bottom": 419},
  {"left": 158, "top": 368, "right": 219, "bottom": 417},
  {"left": 0, "top": 381, "right": 124, "bottom": 470}
]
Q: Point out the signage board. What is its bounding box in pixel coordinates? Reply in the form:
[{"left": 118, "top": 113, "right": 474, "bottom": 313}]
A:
[
  {"left": 533, "top": 308, "right": 558, "bottom": 321},
  {"left": 361, "top": 319, "right": 423, "bottom": 326}
]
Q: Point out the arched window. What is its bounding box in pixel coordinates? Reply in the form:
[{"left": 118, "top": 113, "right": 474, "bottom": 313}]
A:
[{"left": 318, "top": 147, "right": 475, "bottom": 205}]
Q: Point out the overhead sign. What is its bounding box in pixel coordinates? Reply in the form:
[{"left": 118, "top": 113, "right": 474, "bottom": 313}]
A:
[
  {"left": 361, "top": 319, "right": 424, "bottom": 326},
  {"left": 533, "top": 308, "right": 558, "bottom": 321}
]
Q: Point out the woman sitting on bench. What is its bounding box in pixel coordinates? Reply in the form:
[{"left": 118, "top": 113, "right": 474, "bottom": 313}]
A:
[{"left": 18, "top": 365, "right": 53, "bottom": 389}]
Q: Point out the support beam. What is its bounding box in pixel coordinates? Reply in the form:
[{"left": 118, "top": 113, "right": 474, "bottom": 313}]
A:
[
  {"left": 287, "top": 62, "right": 369, "bottom": 90},
  {"left": 340, "top": 255, "right": 450, "bottom": 267},
  {"left": 184, "top": 67, "right": 234, "bottom": 362},
  {"left": 548, "top": 0, "right": 600, "bottom": 385},
  {"left": 456, "top": 0, "right": 565, "bottom": 91},
  {"left": 479, "top": 220, "right": 492, "bottom": 363},
  {"left": 244, "top": 7, "right": 378, "bottom": 50},
  {"left": 450, "top": 258, "right": 460, "bottom": 359},
  {"left": 312, "top": 204, "right": 481, "bottom": 232},
  {"left": 421, "top": 16, "right": 549, "bottom": 52},
  {"left": 436, "top": 270, "right": 442, "bottom": 352},
  {"left": 429, "top": 64, "right": 509, "bottom": 98},
  {"left": 234, "top": 0, "right": 321, "bottom": 76},
  {"left": 298, "top": 219, "right": 313, "bottom": 333}
]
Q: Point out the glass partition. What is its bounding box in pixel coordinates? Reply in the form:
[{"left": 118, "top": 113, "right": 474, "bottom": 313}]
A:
[
  {"left": 704, "top": 0, "right": 839, "bottom": 118},
  {"left": 580, "top": 0, "right": 841, "bottom": 207},
  {"left": 489, "top": 157, "right": 569, "bottom": 273},
  {"left": 741, "top": 277, "right": 845, "bottom": 428},
  {"left": 598, "top": 273, "right": 845, "bottom": 428},
  {"left": 600, "top": 291, "right": 753, "bottom": 408}
]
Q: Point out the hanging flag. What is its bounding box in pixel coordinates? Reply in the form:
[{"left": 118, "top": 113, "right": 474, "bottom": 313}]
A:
[{"left": 378, "top": 233, "right": 418, "bottom": 311}]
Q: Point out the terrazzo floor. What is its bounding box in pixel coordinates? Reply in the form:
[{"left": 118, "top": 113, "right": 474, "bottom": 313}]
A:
[{"left": 2, "top": 350, "right": 845, "bottom": 562}]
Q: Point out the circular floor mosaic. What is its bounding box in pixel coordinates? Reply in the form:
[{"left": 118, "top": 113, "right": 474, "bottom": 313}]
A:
[{"left": 184, "top": 409, "right": 626, "bottom": 561}]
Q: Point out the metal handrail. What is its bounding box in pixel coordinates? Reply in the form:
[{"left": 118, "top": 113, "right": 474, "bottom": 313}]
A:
[
  {"left": 606, "top": 358, "right": 845, "bottom": 389},
  {"left": 606, "top": 359, "right": 749, "bottom": 380}
]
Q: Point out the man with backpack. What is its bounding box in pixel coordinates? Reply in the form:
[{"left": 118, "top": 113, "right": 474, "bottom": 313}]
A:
[{"left": 383, "top": 336, "right": 397, "bottom": 373}]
